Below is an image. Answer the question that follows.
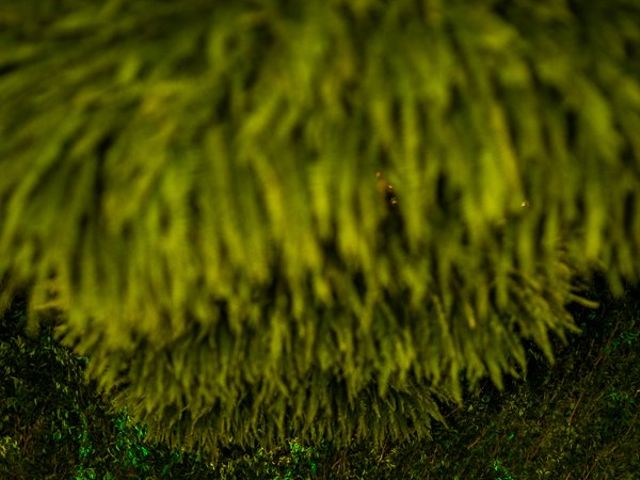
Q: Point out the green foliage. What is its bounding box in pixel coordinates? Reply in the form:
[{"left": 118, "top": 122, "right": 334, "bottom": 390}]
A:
[
  {"left": 1, "top": 0, "right": 639, "bottom": 454},
  {"left": 0, "top": 297, "right": 216, "bottom": 479}
]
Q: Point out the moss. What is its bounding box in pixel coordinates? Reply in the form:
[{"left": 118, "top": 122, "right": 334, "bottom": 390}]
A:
[{"left": 2, "top": 0, "right": 640, "bottom": 450}]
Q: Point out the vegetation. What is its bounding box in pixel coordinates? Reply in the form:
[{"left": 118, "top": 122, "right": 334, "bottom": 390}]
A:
[
  {"left": 1, "top": 0, "right": 639, "bottom": 454},
  {"left": 2, "top": 280, "right": 638, "bottom": 478}
]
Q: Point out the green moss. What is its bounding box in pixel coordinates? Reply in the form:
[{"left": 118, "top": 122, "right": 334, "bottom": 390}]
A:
[{"left": 1, "top": 0, "right": 639, "bottom": 451}]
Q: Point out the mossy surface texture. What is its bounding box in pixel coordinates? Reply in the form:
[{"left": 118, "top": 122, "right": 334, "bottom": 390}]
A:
[
  {"left": 1, "top": 0, "right": 640, "bottom": 461},
  {"left": 0, "top": 0, "right": 640, "bottom": 455}
]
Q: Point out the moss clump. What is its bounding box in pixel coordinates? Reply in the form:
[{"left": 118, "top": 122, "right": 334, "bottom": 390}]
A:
[{"left": 2, "top": 0, "right": 640, "bottom": 452}]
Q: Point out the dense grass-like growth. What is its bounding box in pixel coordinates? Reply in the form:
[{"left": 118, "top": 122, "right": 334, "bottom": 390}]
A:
[
  {"left": 2, "top": 0, "right": 640, "bottom": 453},
  {"left": 1, "top": 280, "right": 638, "bottom": 479}
]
